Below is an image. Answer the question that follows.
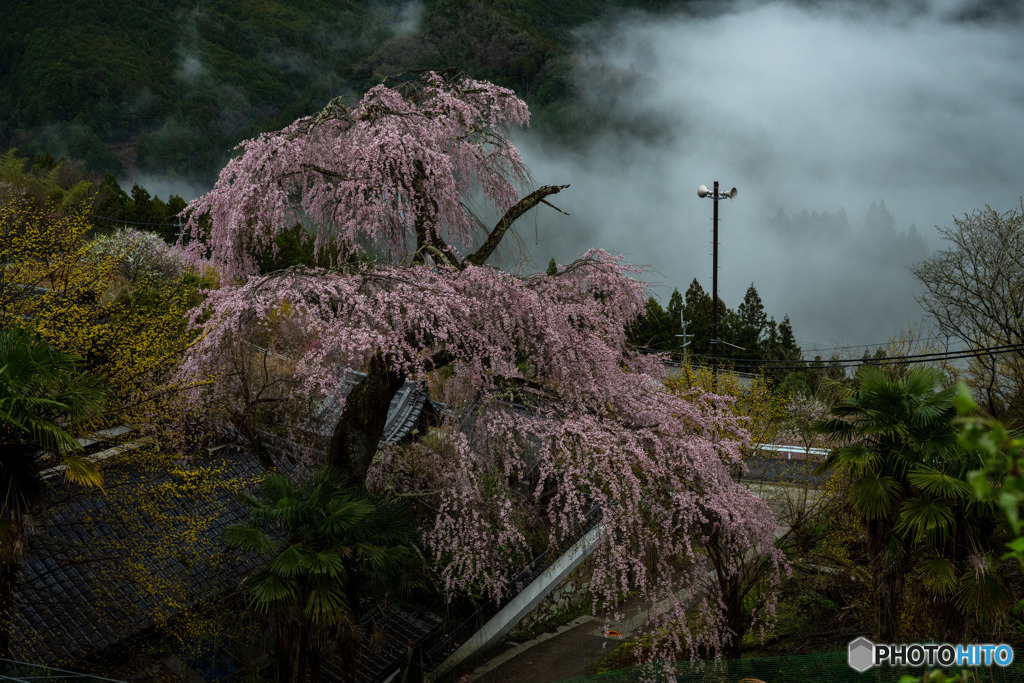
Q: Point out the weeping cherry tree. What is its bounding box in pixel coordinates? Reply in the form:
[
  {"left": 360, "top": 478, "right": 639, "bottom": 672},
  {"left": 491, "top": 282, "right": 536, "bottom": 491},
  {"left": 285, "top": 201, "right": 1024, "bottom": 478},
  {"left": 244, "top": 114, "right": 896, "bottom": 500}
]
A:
[{"left": 177, "top": 69, "right": 783, "bottom": 659}]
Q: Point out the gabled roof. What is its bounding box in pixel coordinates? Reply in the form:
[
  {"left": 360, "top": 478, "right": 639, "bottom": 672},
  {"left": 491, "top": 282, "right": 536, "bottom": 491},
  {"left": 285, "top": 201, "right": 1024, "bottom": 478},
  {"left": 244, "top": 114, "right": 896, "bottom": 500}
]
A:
[
  {"left": 9, "top": 379, "right": 438, "bottom": 681},
  {"left": 11, "top": 448, "right": 263, "bottom": 666},
  {"left": 311, "top": 373, "right": 435, "bottom": 445}
]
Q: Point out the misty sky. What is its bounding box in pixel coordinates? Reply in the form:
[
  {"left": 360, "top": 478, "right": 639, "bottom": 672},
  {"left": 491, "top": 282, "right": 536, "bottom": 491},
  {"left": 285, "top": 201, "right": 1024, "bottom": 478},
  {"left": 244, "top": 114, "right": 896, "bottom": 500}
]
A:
[
  {"left": 516, "top": 0, "right": 1024, "bottom": 352},
  {"left": 143, "top": 0, "right": 1024, "bottom": 354}
]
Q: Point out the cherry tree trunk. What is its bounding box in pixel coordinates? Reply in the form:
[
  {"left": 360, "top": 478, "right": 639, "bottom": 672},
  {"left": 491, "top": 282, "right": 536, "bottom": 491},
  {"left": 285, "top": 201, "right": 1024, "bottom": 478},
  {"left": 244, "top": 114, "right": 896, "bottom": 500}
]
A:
[{"left": 328, "top": 354, "right": 406, "bottom": 484}]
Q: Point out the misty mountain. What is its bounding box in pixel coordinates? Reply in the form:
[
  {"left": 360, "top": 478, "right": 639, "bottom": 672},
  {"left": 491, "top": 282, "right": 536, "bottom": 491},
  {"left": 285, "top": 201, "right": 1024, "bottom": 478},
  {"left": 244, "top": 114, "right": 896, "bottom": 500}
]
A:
[
  {"left": 755, "top": 201, "right": 929, "bottom": 348},
  {"left": 513, "top": 0, "right": 1024, "bottom": 348},
  {"left": 0, "top": 0, "right": 688, "bottom": 184},
  {"left": 4, "top": 0, "right": 1023, "bottom": 348}
]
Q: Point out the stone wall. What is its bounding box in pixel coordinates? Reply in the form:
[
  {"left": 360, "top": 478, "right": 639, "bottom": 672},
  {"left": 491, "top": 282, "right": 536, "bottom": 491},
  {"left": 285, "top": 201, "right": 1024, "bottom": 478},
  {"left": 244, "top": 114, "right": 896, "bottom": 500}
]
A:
[{"left": 508, "top": 556, "right": 595, "bottom": 639}]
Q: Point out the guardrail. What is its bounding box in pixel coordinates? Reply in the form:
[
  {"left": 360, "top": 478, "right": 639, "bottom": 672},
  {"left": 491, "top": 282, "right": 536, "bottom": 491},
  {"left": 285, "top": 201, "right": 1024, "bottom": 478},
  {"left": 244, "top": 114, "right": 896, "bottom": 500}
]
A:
[{"left": 421, "top": 504, "right": 604, "bottom": 678}]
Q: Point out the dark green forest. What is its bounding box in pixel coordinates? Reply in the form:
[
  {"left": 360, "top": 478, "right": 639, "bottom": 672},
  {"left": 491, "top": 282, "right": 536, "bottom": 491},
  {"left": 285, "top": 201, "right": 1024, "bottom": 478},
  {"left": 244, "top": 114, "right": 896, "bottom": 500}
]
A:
[{"left": 1, "top": 0, "right": 690, "bottom": 184}]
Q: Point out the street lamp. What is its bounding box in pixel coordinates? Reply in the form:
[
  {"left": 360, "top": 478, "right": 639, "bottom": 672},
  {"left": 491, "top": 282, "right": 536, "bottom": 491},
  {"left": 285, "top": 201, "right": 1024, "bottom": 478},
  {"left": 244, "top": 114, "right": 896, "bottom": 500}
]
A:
[{"left": 697, "top": 181, "right": 737, "bottom": 391}]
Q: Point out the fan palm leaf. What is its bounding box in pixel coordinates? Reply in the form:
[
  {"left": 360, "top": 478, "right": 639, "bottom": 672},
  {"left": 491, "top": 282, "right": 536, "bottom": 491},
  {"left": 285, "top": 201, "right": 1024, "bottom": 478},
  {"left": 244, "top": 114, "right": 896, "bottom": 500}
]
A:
[
  {"left": 908, "top": 466, "right": 972, "bottom": 501},
  {"left": 916, "top": 552, "right": 959, "bottom": 597},
  {"left": 896, "top": 496, "right": 956, "bottom": 547},
  {"left": 225, "top": 467, "right": 420, "bottom": 681},
  {"left": 848, "top": 473, "right": 901, "bottom": 520},
  {"left": 1, "top": 326, "right": 111, "bottom": 563},
  {"left": 956, "top": 553, "right": 1011, "bottom": 627},
  {"left": 812, "top": 364, "right": 968, "bottom": 640}
]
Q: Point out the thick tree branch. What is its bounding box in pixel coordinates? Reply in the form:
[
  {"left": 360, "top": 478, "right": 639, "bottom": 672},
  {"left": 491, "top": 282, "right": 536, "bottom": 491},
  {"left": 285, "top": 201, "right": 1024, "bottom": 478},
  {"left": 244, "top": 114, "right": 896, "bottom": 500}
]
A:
[
  {"left": 328, "top": 353, "right": 406, "bottom": 484},
  {"left": 463, "top": 185, "right": 568, "bottom": 267}
]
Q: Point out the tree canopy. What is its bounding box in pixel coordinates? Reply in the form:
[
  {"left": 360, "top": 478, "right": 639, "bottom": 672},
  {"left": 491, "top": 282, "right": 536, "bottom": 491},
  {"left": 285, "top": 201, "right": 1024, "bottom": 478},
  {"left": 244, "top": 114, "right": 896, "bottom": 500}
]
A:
[
  {"left": 178, "top": 70, "right": 782, "bottom": 660},
  {"left": 912, "top": 202, "right": 1024, "bottom": 422}
]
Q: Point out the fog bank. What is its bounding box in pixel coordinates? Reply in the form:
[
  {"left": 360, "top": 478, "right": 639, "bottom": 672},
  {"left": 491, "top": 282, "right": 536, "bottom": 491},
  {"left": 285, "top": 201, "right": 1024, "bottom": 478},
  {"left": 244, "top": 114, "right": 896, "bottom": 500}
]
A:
[{"left": 517, "top": 0, "right": 1024, "bottom": 350}]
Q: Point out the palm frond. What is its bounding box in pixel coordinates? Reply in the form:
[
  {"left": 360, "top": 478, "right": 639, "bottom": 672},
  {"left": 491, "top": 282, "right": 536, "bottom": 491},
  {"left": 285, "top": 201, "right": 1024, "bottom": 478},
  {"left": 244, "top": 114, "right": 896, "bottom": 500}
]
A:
[
  {"left": 956, "top": 553, "right": 1011, "bottom": 626},
  {"left": 257, "top": 472, "right": 296, "bottom": 506},
  {"left": 321, "top": 500, "right": 373, "bottom": 536},
  {"left": 848, "top": 473, "right": 901, "bottom": 520},
  {"left": 304, "top": 583, "right": 348, "bottom": 624},
  {"left": 246, "top": 572, "right": 299, "bottom": 613},
  {"left": 895, "top": 496, "right": 955, "bottom": 546},
  {"left": 305, "top": 549, "right": 346, "bottom": 578},
  {"left": 907, "top": 466, "right": 972, "bottom": 501},
  {"left": 916, "top": 553, "right": 959, "bottom": 597},
  {"left": 226, "top": 466, "right": 421, "bottom": 634},
  {"left": 62, "top": 454, "right": 103, "bottom": 488},
  {"left": 268, "top": 543, "right": 307, "bottom": 578},
  {"left": 224, "top": 523, "right": 275, "bottom": 554}
]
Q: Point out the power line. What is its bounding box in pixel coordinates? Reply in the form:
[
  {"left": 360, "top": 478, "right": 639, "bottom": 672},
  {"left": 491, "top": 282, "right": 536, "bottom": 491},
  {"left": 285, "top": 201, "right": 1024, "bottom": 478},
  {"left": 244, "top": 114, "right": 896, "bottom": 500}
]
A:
[
  {"left": 702, "top": 345, "right": 1024, "bottom": 374},
  {"left": 792, "top": 335, "right": 949, "bottom": 354},
  {"left": 92, "top": 215, "right": 182, "bottom": 228},
  {"left": 684, "top": 342, "right": 1024, "bottom": 366},
  {"left": 641, "top": 342, "right": 1024, "bottom": 375}
]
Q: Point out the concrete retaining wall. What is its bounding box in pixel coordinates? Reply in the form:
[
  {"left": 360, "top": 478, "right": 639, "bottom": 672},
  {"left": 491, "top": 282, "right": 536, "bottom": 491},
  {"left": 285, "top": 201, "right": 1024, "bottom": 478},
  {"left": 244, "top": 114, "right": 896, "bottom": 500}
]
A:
[
  {"left": 425, "top": 525, "right": 602, "bottom": 682},
  {"left": 507, "top": 556, "right": 594, "bottom": 639}
]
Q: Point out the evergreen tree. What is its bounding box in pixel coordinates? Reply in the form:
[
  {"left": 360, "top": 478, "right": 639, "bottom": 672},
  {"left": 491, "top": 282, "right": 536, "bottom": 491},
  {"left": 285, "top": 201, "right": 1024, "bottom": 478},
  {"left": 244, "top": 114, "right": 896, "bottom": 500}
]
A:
[
  {"left": 667, "top": 288, "right": 683, "bottom": 339},
  {"left": 718, "top": 302, "right": 741, "bottom": 360},
  {"left": 628, "top": 297, "right": 674, "bottom": 349},
  {"left": 92, "top": 171, "right": 132, "bottom": 222},
  {"left": 683, "top": 278, "right": 713, "bottom": 356},
  {"left": 778, "top": 315, "right": 800, "bottom": 359},
  {"left": 864, "top": 198, "right": 896, "bottom": 236},
  {"left": 736, "top": 283, "right": 768, "bottom": 356}
]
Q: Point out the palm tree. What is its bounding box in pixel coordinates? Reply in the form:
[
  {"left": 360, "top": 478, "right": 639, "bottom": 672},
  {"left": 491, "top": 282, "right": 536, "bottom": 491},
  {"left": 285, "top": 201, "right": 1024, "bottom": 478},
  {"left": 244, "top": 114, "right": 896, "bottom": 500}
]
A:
[
  {"left": 814, "top": 365, "right": 960, "bottom": 641},
  {"left": 906, "top": 453, "right": 1012, "bottom": 641},
  {"left": 0, "top": 326, "right": 110, "bottom": 654},
  {"left": 225, "top": 468, "right": 419, "bottom": 683}
]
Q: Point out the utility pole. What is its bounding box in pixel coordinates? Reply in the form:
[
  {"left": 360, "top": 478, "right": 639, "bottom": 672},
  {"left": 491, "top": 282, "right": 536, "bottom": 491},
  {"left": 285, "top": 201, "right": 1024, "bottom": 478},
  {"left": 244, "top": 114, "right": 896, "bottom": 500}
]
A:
[
  {"left": 676, "top": 318, "right": 693, "bottom": 356},
  {"left": 677, "top": 317, "right": 693, "bottom": 386},
  {"left": 697, "top": 182, "right": 737, "bottom": 392}
]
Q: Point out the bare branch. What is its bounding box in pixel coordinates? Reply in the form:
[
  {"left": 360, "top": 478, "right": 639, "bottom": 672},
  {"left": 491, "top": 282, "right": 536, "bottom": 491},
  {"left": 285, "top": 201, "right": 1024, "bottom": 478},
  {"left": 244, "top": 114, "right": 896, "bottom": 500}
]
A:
[{"left": 463, "top": 185, "right": 569, "bottom": 267}]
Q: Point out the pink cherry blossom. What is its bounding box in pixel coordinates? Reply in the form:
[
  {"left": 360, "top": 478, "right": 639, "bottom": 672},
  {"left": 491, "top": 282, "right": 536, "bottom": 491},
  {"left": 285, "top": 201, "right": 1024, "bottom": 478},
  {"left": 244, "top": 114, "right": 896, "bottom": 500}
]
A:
[{"left": 177, "top": 71, "right": 782, "bottom": 660}]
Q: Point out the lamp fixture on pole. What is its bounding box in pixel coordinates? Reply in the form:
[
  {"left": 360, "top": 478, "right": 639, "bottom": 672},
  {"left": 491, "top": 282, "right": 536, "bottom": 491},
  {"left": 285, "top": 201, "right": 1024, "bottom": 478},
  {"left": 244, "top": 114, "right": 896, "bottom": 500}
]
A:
[{"left": 697, "top": 181, "right": 737, "bottom": 391}]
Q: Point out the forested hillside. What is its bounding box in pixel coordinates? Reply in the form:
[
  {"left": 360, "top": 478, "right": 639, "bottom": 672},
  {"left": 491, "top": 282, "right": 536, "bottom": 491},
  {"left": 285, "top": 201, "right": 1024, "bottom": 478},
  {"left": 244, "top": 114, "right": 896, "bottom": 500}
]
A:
[{"left": 1, "top": 0, "right": 687, "bottom": 184}]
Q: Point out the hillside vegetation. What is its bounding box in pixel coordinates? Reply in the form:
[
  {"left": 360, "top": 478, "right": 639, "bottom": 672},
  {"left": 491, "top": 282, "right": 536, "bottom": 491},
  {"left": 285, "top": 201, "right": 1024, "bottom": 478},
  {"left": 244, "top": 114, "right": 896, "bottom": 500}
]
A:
[{"left": 1, "top": 0, "right": 688, "bottom": 184}]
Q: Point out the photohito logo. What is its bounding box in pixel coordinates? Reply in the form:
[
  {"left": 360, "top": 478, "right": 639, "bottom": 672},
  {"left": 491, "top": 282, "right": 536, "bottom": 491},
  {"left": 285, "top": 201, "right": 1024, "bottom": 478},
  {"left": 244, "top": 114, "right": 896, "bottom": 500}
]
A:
[{"left": 848, "top": 637, "right": 1014, "bottom": 672}]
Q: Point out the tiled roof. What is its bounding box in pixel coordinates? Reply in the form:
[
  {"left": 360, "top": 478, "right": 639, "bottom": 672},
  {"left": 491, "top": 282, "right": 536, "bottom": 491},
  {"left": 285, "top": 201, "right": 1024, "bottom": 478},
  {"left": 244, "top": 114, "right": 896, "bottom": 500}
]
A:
[
  {"left": 10, "top": 449, "right": 263, "bottom": 666},
  {"left": 311, "top": 373, "right": 434, "bottom": 445},
  {"left": 350, "top": 604, "right": 442, "bottom": 683},
  {"left": 9, "top": 379, "right": 439, "bottom": 681}
]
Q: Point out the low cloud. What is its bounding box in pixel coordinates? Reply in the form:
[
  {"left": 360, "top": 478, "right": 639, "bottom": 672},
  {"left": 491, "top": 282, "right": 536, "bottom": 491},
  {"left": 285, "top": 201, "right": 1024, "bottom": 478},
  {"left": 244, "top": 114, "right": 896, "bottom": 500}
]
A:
[
  {"left": 517, "top": 0, "right": 1024, "bottom": 349},
  {"left": 120, "top": 173, "right": 209, "bottom": 208}
]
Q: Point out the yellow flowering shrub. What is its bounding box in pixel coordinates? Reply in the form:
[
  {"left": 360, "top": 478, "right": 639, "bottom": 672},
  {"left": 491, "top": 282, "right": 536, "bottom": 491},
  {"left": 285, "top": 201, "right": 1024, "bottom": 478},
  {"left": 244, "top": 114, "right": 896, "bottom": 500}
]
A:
[
  {"left": 664, "top": 364, "right": 787, "bottom": 447},
  {"left": 0, "top": 197, "right": 198, "bottom": 425},
  {"left": 2, "top": 194, "right": 261, "bottom": 661}
]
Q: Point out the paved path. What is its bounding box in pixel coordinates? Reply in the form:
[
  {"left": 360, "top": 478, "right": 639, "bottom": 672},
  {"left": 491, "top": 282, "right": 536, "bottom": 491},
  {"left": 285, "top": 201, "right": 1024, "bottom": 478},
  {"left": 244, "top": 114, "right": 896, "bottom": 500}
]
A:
[
  {"left": 447, "top": 476, "right": 817, "bottom": 682},
  {"left": 457, "top": 594, "right": 655, "bottom": 683}
]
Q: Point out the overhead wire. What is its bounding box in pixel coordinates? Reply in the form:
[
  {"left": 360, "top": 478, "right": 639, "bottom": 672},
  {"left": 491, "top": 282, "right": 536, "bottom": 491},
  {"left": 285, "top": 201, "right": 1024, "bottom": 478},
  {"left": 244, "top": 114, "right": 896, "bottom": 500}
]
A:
[
  {"left": 638, "top": 342, "right": 1024, "bottom": 374},
  {"left": 91, "top": 215, "right": 182, "bottom": 228},
  {"left": 791, "top": 335, "right": 950, "bottom": 354},
  {"left": 680, "top": 343, "right": 1024, "bottom": 373}
]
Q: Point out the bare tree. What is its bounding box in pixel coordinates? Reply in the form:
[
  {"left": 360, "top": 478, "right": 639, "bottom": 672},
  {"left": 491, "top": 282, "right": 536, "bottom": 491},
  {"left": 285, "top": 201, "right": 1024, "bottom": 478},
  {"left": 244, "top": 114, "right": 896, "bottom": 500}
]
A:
[{"left": 912, "top": 201, "right": 1024, "bottom": 420}]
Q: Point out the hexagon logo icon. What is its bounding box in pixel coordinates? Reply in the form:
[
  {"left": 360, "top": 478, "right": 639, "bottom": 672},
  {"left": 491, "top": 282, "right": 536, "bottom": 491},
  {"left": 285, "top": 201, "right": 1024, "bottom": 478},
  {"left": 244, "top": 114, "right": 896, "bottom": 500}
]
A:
[{"left": 849, "top": 637, "right": 875, "bottom": 672}]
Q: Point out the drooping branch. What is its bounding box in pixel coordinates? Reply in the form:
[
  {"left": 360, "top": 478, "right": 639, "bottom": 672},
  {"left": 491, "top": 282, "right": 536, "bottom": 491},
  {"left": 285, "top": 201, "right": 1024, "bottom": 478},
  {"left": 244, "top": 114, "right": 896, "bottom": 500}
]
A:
[
  {"left": 175, "top": 70, "right": 787, "bottom": 662},
  {"left": 463, "top": 185, "right": 568, "bottom": 267},
  {"left": 411, "top": 160, "right": 459, "bottom": 268}
]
